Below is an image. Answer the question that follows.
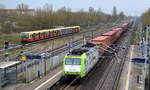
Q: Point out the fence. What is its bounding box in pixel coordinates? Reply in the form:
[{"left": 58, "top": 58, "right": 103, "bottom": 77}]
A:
[{"left": 17, "top": 44, "right": 82, "bottom": 83}]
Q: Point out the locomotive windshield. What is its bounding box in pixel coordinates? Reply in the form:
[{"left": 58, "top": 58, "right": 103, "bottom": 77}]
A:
[
  {"left": 65, "top": 58, "right": 81, "bottom": 65},
  {"left": 21, "top": 33, "right": 29, "bottom": 38}
]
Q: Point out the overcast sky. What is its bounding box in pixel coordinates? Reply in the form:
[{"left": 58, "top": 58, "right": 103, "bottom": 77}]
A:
[{"left": 0, "top": 0, "right": 150, "bottom": 16}]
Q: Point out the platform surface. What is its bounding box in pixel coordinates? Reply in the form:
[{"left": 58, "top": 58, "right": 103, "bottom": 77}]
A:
[{"left": 117, "top": 45, "right": 145, "bottom": 90}]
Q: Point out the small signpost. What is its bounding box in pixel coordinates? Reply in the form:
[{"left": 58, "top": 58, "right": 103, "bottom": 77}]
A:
[
  {"left": 20, "top": 55, "right": 27, "bottom": 61},
  {"left": 83, "top": 35, "right": 92, "bottom": 45},
  {"left": 67, "top": 38, "right": 73, "bottom": 53}
]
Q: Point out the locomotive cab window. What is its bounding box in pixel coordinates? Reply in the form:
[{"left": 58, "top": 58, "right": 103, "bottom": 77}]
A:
[
  {"left": 21, "top": 33, "right": 29, "bottom": 38},
  {"left": 65, "top": 58, "right": 81, "bottom": 65}
]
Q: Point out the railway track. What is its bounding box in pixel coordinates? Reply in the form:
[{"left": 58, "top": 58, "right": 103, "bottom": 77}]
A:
[
  {"left": 48, "top": 21, "right": 136, "bottom": 90},
  {"left": 0, "top": 25, "right": 100, "bottom": 54},
  {"left": 0, "top": 23, "right": 118, "bottom": 62},
  {"left": 0, "top": 22, "right": 121, "bottom": 55},
  {"left": 95, "top": 21, "right": 136, "bottom": 90}
]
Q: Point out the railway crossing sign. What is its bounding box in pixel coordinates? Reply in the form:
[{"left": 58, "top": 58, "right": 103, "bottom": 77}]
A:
[
  {"left": 83, "top": 35, "right": 92, "bottom": 45},
  {"left": 67, "top": 40, "right": 73, "bottom": 53}
]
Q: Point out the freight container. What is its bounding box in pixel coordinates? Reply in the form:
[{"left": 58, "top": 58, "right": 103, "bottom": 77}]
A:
[
  {"left": 92, "top": 36, "right": 111, "bottom": 55},
  {"left": 121, "top": 23, "right": 129, "bottom": 30},
  {"left": 102, "top": 31, "right": 118, "bottom": 43},
  {"left": 111, "top": 28, "right": 123, "bottom": 39}
]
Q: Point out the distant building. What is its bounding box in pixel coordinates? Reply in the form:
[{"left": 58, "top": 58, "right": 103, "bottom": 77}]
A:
[{"left": 0, "top": 9, "right": 35, "bottom": 15}]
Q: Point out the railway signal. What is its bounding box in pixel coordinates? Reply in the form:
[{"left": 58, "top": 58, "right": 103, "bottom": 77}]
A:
[
  {"left": 67, "top": 39, "right": 73, "bottom": 53},
  {"left": 4, "top": 41, "right": 9, "bottom": 49}
]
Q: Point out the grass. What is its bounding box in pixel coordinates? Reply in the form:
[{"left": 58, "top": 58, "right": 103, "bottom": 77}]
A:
[
  {"left": 9, "top": 47, "right": 27, "bottom": 55},
  {"left": 0, "top": 33, "right": 20, "bottom": 49},
  {"left": 133, "top": 29, "right": 140, "bottom": 45}
]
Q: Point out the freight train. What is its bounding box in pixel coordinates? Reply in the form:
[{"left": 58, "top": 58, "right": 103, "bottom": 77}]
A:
[
  {"left": 63, "top": 23, "right": 131, "bottom": 78},
  {"left": 21, "top": 26, "right": 80, "bottom": 44}
]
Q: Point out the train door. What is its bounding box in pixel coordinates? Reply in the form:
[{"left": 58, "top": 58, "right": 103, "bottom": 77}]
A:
[
  {"left": 49, "top": 31, "right": 51, "bottom": 37},
  {"left": 43, "top": 32, "right": 46, "bottom": 39},
  {"left": 38, "top": 32, "right": 41, "bottom": 40},
  {"left": 84, "top": 53, "right": 90, "bottom": 74},
  {"left": 84, "top": 57, "right": 88, "bottom": 74},
  {"left": 32, "top": 33, "right": 36, "bottom": 41}
]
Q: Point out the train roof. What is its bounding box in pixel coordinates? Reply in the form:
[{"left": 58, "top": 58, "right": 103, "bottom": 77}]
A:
[
  {"left": 21, "top": 28, "right": 60, "bottom": 34},
  {"left": 21, "top": 26, "right": 80, "bottom": 34},
  {"left": 68, "top": 42, "right": 96, "bottom": 56},
  {"left": 92, "top": 36, "right": 110, "bottom": 44},
  {"left": 93, "top": 36, "right": 110, "bottom": 41},
  {"left": 102, "top": 31, "right": 117, "bottom": 36},
  {"left": 112, "top": 28, "right": 122, "bottom": 31},
  {"left": 121, "top": 23, "right": 128, "bottom": 27}
]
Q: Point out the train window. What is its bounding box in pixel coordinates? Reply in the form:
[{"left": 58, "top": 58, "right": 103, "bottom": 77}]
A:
[
  {"left": 48, "top": 32, "right": 49, "bottom": 35},
  {"left": 55, "top": 31, "right": 57, "bottom": 34},
  {"left": 44, "top": 32, "right": 46, "bottom": 36},
  {"left": 54, "top": 31, "right": 57, "bottom": 34},
  {"left": 65, "top": 60, "right": 73, "bottom": 65},
  {"left": 56, "top": 31, "right": 59, "bottom": 34},
  {"left": 63, "top": 29, "right": 65, "bottom": 33},
  {"left": 21, "top": 33, "right": 29, "bottom": 38},
  {"left": 61, "top": 29, "right": 64, "bottom": 34},
  {"left": 57, "top": 31, "right": 59, "bottom": 34},
  {"left": 47, "top": 32, "right": 49, "bottom": 36},
  {"left": 65, "top": 58, "right": 81, "bottom": 65},
  {"left": 42, "top": 32, "right": 44, "bottom": 36},
  {"left": 74, "top": 60, "right": 81, "bottom": 65},
  {"left": 57, "top": 30, "right": 60, "bottom": 34},
  {"left": 32, "top": 33, "right": 36, "bottom": 39},
  {"left": 49, "top": 31, "right": 51, "bottom": 35},
  {"left": 51, "top": 31, "right": 53, "bottom": 34},
  {"left": 45, "top": 32, "right": 47, "bottom": 36},
  {"left": 70, "top": 28, "right": 73, "bottom": 32},
  {"left": 52, "top": 31, "right": 55, "bottom": 34},
  {"left": 39, "top": 33, "right": 41, "bottom": 38},
  {"left": 30, "top": 35, "right": 33, "bottom": 38},
  {"left": 36, "top": 33, "right": 39, "bottom": 38}
]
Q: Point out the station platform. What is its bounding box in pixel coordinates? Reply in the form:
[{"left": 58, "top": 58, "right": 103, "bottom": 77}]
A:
[
  {"left": 2, "top": 66, "right": 62, "bottom": 90},
  {"left": 117, "top": 45, "right": 145, "bottom": 90}
]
